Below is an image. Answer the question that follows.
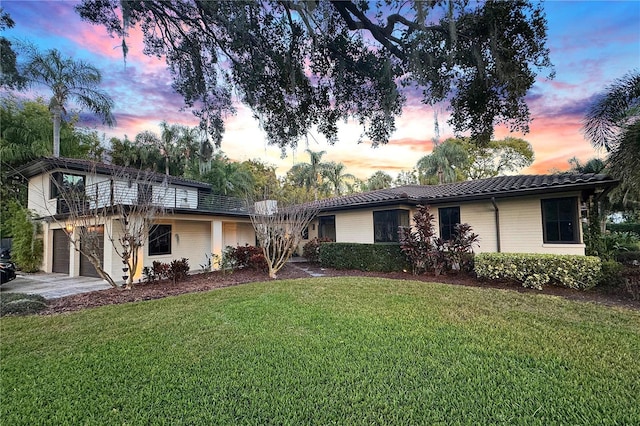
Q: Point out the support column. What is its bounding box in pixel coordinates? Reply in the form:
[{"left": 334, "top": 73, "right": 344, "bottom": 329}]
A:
[{"left": 211, "top": 220, "right": 223, "bottom": 268}]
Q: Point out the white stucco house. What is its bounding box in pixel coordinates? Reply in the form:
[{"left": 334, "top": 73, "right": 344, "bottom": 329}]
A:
[
  {"left": 15, "top": 157, "right": 618, "bottom": 284},
  {"left": 15, "top": 157, "right": 256, "bottom": 282},
  {"left": 301, "top": 174, "right": 618, "bottom": 256}
]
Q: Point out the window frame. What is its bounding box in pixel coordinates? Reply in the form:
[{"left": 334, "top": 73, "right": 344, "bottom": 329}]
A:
[
  {"left": 50, "top": 172, "right": 86, "bottom": 199},
  {"left": 373, "top": 209, "right": 410, "bottom": 243},
  {"left": 541, "top": 197, "right": 580, "bottom": 244},
  {"left": 148, "top": 224, "right": 172, "bottom": 256},
  {"left": 318, "top": 215, "right": 336, "bottom": 241},
  {"left": 438, "top": 206, "right": 461, "bottom": 241}
]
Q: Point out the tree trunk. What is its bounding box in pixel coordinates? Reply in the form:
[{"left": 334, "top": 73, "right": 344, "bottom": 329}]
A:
[{"left": 52, "top": 106, "right": 62, "bottom": 157}]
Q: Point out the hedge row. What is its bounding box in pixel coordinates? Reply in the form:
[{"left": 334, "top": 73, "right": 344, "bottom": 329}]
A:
[
  {"left": 319, "top": 243, "right": 409, "bottom": 272},
  {"left": 475, "top": 253, "right": 601, "bottom": 290},
  {"left": 607, "top": 223, "right": 640, "bottom": 235}
]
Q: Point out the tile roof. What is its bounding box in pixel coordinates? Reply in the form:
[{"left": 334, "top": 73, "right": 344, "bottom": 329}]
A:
[
  {"left": 314, "top": 174, "right": 618, "bottom": 211},
  {"left": 13, "top": 157, "right": 211, "bottom": 189}
]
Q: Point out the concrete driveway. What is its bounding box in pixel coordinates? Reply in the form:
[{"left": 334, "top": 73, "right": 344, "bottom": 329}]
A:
[{"left": 1, "top": 273, "right": 112, "bottom": 299}]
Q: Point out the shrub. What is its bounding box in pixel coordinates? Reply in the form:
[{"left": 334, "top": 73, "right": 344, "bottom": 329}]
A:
[
  {"left": 615, "top": 251, "right": 640, "bottom": 266},
  {"left": 607, "top": 223, "right": 640, "bottom": 236},
  {"left": 319, "top": 243, "right": 409, "bottom": 272},
  {"left": 1, "top": 293, "right": 47, "bottom": 316},
  {"left": 225, "top": 245, "right": 266, "bottom": 270},
  {"left": 399, "top": 205, "right": 478, "bottom": 275},
  {"left": 474, "top": 253, "right": 601, "bottom": 290},
  {"left": 303, "top": 237, "right": 333, "bottom": 263},
  {"left": 142, "top": 260, "right": 170, "bottom": 283},
  {"left": 168, "top": 258, "right": 190, "bottom": 284},
  {"left": 622, "top": 266, "right": 640, "bottom": 300},
  {"left": 598, "top": 260, "right": 625, "bottom": 288},
  {"left": 6, "top": 201, "right": 43, "bottom": 272}
]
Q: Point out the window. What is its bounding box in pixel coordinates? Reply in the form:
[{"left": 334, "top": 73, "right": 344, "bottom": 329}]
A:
[
  {"left": 439, "top": 207, "right": 460, "bottom": 241},
  {"left": 50, "top": 172, "right": 85, "bottom": 199},
  {"left": 542, "top": 198, "right": 579, "bottom": 243},
  {"left": 318, "top": 216, "right": 336, "bottom": 241},
  {"left": 374, "top": 209, "right": 409, "bottom": 243},
  {"left": 149, "top": 224, "right": 172, "bottom": 256}
]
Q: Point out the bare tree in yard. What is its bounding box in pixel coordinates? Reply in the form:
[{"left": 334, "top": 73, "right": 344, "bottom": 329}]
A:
[
  {"left": 47, "top": 162, "right": 166, "bottom": 289},
  {"left": 249, "top": 200, "right": 319, "bottom": 279}
]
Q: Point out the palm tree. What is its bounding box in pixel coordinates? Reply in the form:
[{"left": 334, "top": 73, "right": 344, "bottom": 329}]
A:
[
  {"left": 366, "top": 171, "right": 393, "bottom": 190},
  {"left": 583, "top": 70, "right": 640, "bottom": 204},
  {"left": 417, "top": 139, "right": 468, "bottom": 184},
  {"left": 324, "top": 161, "right": 356, "bottom": 196},
  {"left": 305, "top": 149, "right": 327, "bottom": 200},
  {"left": 22, "top": 48, "right": 115, "bottom": 157}
]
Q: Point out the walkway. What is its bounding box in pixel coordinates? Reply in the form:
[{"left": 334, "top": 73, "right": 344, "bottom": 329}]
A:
[{"left": 1, "top": 273, "right": 112, "bottom": 299}]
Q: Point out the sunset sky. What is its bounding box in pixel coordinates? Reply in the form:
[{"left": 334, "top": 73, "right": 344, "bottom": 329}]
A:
[{"left": 3, "top": 1, "right": 640, "bottom": 179}]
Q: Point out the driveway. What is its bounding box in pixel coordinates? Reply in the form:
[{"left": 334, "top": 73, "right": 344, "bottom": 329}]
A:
[{"left": 1, "top": 273, "right": 112, "bottom": 299}]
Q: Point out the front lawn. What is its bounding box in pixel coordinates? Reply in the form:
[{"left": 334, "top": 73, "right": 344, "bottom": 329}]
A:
[{"left": 2, "top": 277, "right": 639, "bottom": 424}]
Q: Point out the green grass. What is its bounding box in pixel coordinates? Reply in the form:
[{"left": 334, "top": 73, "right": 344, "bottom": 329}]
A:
[{"left": 2, "top": 277, "right": 639, "bottom": 425}]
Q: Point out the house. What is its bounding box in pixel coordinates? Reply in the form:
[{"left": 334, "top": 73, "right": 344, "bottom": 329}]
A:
[
  {"left": 15, "top": 157, "right": 256, "bottom": 282},
  {"left": 302, "top": 174, "right": 618, "bottom": 256}
]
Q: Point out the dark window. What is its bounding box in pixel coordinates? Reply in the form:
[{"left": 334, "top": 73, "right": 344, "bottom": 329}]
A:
[
  {"left": 542, "top": 198, "right": 579, "bottom": 243},
  {"left": 50, "top": 172, "right": 85, "bottom": 199},
  {"left": 439, "top": 207, "right": 460, "bottom": 241},
  {"left": 302, "top": 226, "right": 309, "bottom": 240},
  {"left": 149, "top": 224, "right": 172, "bottom": 256},
  {"left": 318, "top": 216, "right": 336, "bottom": 241},
  {"left": 374, "top": 209, "right": 410, "bottom": 243}
]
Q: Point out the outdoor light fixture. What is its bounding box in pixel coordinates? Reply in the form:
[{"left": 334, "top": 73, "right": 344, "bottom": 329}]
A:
[{"left": 65, "top": 223, "right": 74, "bottom": 233}]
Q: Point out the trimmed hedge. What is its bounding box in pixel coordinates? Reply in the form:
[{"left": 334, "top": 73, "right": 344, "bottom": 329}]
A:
[
  {"left": 607, "top": 223, "right": 640, "bottom": 235},
  {"left": 319, "top": 243, "right": 409, "bottom": 272},
  {"left": 475, "top": 253, "right": 601, "bottom": 290},
  {"left": 615, "top": 251, "right": 640, "bottom": 266}
]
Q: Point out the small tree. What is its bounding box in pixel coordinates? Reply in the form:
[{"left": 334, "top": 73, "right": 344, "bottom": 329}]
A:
[
  {"left": 6, "top": 201, "right": 43, "bottom": 272},
  {"left": 249, "top": 200, "right": 319, "bottom": 278},
  {"left": 47, "top": 162, "right": 166, "bottom": 288}
]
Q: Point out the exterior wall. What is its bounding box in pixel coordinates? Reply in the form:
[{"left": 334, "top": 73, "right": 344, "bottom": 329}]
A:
[
  {"left": 28, "top": 173, "right": 57, "bottom": 217},
  {"left": 223, "top": 222, "right": 255, "bottom": 248},
  {"left": 317, "top": 193, "right": 586, "bottom": 256}
]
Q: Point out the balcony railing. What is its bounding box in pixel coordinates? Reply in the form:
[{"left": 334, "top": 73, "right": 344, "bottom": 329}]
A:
[{"left": 55, "top": 180, "right": 249, "bottom": 215}]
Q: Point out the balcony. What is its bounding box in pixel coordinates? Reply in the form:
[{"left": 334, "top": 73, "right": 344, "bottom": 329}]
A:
[{"left": 54, "top": 180, "right": 249, "bottom": 216}]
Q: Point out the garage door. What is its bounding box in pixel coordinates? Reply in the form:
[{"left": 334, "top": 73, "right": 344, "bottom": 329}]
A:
[
  {"left": 52, "top": 229, "right": 70, "bottom": 274},
  {"left": 79, "top": 226, "right": 104, "bottom": 278}
]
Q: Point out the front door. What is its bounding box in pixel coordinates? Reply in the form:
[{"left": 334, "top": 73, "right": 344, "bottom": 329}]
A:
[{"left": 52, "top": 229, "right": 70, "bottom": 274}]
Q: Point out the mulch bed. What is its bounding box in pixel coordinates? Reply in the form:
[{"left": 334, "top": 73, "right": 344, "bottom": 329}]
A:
[{"left": 41, "top": 262, "right": 640, "bottom": 315}]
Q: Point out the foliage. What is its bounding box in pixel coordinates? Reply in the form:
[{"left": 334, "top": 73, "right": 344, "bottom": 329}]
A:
[
  {"left": 597, "top": 260, "right": 625, "bottom": 288},
  {"left": 20, "top": 46, "right": 115, "bottom": 157},
  {"left": 583, "top": 70, "right": 640, "bottom": 208},
  {"left": 365, "top": 171, "right": 393, "bottom": 190},
  {"left": 475, "top": 253, "right": 602, "bottom": 290},
  {"left": 0, "top": 293, "right": 47, "bottom": 316},
  {"left": 5, "top": 201, "right": 43, "bottom": 272},
  {"left": 142, "top": 261, "right": 170, "bottom": 283},
  {"left": 319, "top": 243, "right": 409, "bottom": 272},
  {"left": 616, "top": 251, "right": 640, "bottom": 266},
  {"left": 302, "top": 237, "right": 333, "bottom": 263},
  {"left": 224, "top": 245, "right": 268, "bottom": 272},
  {"left": 607, "top": 223, "right": 640, "bottom": 235},
  {"left": 459, "top": 137, "right": 535, "bottom": 179},
  {"left": 168, "top": 258, "right": 190, "bottom": 284},
  {"left": 417, "top": 140, "right": 467, "bottom": 184},
  {"left": 0, "top": 9, "right": 25, "bottom": 90},
  {"left": 398, "top": 205, "right": 478, "bottom": 275},
  {"left": 2, "top": 278, "right": 639, "bottom": 424},
  {"left": 77, "top": 0, "right": 553, "bottom": 149},
  {"left": 622, "top": 266, "right": 640, "bottom": 300}
]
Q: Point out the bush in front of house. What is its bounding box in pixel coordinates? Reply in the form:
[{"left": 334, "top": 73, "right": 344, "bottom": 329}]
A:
[
  {"left": 168, "top": 258, "right": 190, "bottom": 284},
  {"left": 474, "top": 253, "right": 601, "bottom": 290},
  {"left": 302, "top": 237, "right": 333, "bottom": 263},
  {"left": 1, "top": 293, "right": 47, "bottom": 316},
  {"left": 398, "top": 205, "right": 479, "bottom": 275},
  {"left": 319, "top": 243, "right": 409, "bottom": 272},
  {"left": 225, "top": 245, "right": 267, "bottom": 271}
]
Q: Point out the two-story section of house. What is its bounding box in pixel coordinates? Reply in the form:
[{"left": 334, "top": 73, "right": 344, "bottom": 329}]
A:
[{"left": 15, "top": 157, "right": 256, "bottom": 282}]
